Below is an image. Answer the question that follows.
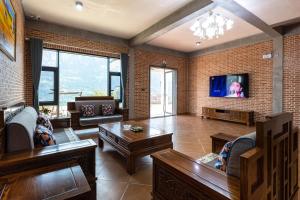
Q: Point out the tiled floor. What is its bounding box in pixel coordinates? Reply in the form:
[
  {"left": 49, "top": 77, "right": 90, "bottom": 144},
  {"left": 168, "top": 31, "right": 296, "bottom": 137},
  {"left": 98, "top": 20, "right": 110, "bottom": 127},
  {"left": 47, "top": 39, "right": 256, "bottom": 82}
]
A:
[{"left": 78, "top": 115, "right": 298, "bottom": 200}]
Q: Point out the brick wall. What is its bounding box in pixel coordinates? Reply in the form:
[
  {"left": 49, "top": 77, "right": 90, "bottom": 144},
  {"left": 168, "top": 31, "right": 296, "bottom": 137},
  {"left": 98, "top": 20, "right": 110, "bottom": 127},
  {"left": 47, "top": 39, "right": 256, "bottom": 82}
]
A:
[
  {"left": 188, "top": 41, "right": 274, "bottom": 121},
  {"left": 134, "top": 49, "right": 188, "bottom": 118},
  {"left": 283, "top": 34, "right": 300, "bottom": 127},
  {"left": 0, "top": 0, "right": 25, "bottom": 107}
]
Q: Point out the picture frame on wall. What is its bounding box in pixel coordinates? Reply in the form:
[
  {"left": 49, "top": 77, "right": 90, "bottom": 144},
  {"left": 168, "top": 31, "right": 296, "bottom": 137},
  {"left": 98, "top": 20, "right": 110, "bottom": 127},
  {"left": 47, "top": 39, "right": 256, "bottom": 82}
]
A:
[{"left": 0, "top": 0, "right": 16, "bottom": 61}]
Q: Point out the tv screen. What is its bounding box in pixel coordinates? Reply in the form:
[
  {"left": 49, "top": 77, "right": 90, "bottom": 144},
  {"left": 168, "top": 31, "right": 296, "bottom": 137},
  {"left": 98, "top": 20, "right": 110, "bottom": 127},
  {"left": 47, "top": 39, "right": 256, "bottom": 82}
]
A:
[{"left": 209, "top": 73, "right": 249, "bottom": 98}]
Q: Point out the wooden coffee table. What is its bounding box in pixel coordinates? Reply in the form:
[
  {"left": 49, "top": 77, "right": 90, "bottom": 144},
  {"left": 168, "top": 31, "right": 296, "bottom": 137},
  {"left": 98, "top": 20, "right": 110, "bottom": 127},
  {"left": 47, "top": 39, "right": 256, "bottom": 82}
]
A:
[{"left": 98, "top": 121, "right": 173, "bottom": 174}]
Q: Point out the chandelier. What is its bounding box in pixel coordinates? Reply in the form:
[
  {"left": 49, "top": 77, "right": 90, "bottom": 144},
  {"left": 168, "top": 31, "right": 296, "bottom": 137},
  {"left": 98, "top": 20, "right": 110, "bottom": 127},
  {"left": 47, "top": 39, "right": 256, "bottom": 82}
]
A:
[{"left": 190, "top": 11, "right": 234, "bottom": 40}]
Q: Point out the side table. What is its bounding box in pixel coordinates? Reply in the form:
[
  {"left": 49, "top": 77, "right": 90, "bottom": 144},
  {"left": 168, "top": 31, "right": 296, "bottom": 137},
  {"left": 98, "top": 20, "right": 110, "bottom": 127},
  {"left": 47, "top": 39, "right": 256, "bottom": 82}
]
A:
[{"left": 50, "top": 116, "right": 71, "bottom": 129}]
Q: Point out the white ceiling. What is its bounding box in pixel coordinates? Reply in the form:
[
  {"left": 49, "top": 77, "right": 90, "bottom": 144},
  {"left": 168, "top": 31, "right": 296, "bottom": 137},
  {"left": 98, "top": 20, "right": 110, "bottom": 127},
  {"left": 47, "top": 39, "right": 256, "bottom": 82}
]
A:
[
  {"left": 22, "top": 0, "right": 193, "bottom": 39},
  {"left": 148, "top": 7, "right": 262, "bottom": 52},
  {"left": 22, "top": 0, "right": 300, "bottom": 52},
  {"left": 234, "top": 0, "right": 300, "bottom": 25}
]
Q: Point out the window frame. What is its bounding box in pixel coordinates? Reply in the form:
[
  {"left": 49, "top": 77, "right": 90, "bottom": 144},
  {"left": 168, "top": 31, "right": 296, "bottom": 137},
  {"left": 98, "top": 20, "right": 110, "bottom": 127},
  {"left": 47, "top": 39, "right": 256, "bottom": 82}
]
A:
[
  {"left": 38, "top": 48, "right": 122, "bottom": 114},
  {"left": 39, "top": 49, "right": 59, "bottom": 106},
  {"left": 108, "top": 72, "right": 122, "bottom": 102}
]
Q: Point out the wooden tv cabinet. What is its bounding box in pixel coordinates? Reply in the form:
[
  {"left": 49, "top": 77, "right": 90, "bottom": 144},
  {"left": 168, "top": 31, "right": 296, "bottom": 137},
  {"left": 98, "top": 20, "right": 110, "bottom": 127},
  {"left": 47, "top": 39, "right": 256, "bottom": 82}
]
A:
[{"left": 202, "top": 107, "right": 254, "bottom": 126}]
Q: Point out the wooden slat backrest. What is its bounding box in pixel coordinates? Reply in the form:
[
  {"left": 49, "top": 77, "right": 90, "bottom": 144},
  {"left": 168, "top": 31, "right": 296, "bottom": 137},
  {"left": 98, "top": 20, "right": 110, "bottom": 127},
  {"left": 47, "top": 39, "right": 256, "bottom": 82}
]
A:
[
  {"left": 73, "top": 96, "right": 119, "bottom": 110},
  {"left": 75, "top": 96, "right": 114, "bottom": 101},
  {"left": 240, "top": 112, "right": 298, "bottom": 200}
]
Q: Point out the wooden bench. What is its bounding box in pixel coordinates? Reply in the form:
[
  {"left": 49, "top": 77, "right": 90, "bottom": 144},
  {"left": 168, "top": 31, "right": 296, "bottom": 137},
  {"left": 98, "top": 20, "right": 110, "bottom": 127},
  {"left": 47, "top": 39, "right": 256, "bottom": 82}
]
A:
[{"left": 152, "top": 112, "right": 298, "bottom": 200}]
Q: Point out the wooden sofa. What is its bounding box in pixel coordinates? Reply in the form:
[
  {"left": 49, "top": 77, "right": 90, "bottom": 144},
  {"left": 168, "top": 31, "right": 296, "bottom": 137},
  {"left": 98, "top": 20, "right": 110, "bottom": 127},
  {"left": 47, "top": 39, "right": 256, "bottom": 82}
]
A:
[
  {"left": 0, "top": 103, "right": 97, "bottom": 199},
  {"left": 151, "top": 112, "right": 298, "bottom": 200},
  {"left": 67, "top": 96, "right": 129, "bottom": 130}
]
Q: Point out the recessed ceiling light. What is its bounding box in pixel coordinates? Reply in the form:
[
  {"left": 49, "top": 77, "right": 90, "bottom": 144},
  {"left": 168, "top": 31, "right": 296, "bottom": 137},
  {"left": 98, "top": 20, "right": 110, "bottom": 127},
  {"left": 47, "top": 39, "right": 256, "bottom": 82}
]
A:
[
  {"left": 75, "top": 1, "right": 83, "bottom": 11},
  {"left": 196, "top": 42, "right": 201, "bottom": 46}
]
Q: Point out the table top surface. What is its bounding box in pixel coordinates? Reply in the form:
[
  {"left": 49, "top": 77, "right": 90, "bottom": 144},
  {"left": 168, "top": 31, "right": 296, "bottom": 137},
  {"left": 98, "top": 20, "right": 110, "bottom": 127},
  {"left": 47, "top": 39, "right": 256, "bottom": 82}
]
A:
[
  {"left": 99, "top": 121, "right": 173, "bottom": 143},
  {"left": 0, "top": 163, "right": 90, "bottom": 200}
]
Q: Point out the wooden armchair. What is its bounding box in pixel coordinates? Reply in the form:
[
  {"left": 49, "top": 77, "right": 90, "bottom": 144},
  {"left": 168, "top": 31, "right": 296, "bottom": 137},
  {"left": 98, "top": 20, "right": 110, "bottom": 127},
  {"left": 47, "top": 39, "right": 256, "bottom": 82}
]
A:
[
  {"left": 151, "top": 112, "right": 298, "bottom": 200},
  {"left": 67, "top": 96, "right": 129, "bottom": 130}
]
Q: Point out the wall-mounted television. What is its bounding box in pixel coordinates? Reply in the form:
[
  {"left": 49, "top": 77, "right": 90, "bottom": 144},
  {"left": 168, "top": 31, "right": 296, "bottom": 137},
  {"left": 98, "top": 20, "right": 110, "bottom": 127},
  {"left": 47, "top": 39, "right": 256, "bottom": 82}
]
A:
[{"left": 209, "top": 73, "right": 249, "bottom": 98}]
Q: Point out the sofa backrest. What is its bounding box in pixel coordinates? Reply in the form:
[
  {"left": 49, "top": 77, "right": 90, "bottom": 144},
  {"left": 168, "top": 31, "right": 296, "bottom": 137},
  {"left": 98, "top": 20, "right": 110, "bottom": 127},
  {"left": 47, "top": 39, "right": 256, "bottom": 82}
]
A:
[
  {"left": 75, "top": 100, "right": 116, "bottom": 116},
  {"left": 226, "top": 131, "right": 256, "bottom": 178},
  {"left": 6, "top": 107, "right": 38, "bottom": 152}
]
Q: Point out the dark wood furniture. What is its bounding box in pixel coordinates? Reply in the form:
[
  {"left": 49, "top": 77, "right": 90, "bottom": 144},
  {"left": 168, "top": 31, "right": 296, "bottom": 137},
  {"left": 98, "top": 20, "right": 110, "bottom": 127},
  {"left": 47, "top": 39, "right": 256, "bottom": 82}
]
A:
[
  {"left": 0, "top": 103, "right": 97, "bottom": 200},
  {"left": 67, "top": 96, "right": 129, "bottom": 130},
  {"left": 0, "top": 163, "right": 91, "bottom": 200},
  {"left": 99, "top": 121, "right": 173, "bottom": 174},
  {"left": 211, "top": 132, "right": 238, "bottom": 153},
  {"left": 151, "top": 113, "right": 298, "bottom": 200},
  {"left": 50, "top": 115, "right": 71, "bottom": 129},
  {"left": 202, "top": 107, "right": 254, "bottom": 126}
]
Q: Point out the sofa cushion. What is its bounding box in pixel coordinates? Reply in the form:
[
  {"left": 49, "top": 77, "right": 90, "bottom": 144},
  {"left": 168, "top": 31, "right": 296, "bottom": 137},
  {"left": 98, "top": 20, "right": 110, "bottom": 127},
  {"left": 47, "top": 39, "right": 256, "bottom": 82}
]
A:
[
  {"left": 34, "top": 125, "right": 56, "bottom": 147},
  {"left": 215, "top": 141, "right": 233, "bottom": 172},
  {"left": 102, "top": 104, "right": 114, "bottom": 116},
  {"left": 226, "top": 132, "right": 256, "bottom": 178},
  {"left": 37, "top": 113, "right": 53, "bottom": 132},
  {"left": 53, "top": 128, "right": 80, "bottom": 144},
  {"left": 6, "top": 107, "right": 38, "bottom": 152},
  {"left": 81, "top": 104, "right": 96, "bottom": 117},
  {"left": 80, "top": 114, "right": 122, "bottom": 126},
  {"left": 75, "top": 100, "right": 115, "bottom": 116}
]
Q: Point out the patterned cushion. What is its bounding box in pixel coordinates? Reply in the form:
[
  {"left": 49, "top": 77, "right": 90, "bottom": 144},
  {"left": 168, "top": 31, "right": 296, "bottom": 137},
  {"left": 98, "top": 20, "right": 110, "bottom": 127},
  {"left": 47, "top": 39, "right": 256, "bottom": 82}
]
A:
[
  {"left": 34, "top": 125, "right": 56, "bottom": 147},
  {"left": 215, "top": 141, "right": 232, "bottom": 172},
  {"left": 102, "top": 104, "right": 114, "bottom": 116},
  {"left": 37, "top": 113, "right": 53, "bottom": 132},
  {"left": 81, "top": 105, "right": 96, "bottom": 117}
]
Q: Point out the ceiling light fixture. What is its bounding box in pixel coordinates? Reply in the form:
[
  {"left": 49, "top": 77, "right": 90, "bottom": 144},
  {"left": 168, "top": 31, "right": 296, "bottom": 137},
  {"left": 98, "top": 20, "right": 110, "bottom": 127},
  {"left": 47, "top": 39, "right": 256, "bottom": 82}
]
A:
[
  {"left": 190, "top": 11, "right": 234, "bottom": 40},
  {"left": 75, "top": 1, "right": 83, "bottom": 11}
]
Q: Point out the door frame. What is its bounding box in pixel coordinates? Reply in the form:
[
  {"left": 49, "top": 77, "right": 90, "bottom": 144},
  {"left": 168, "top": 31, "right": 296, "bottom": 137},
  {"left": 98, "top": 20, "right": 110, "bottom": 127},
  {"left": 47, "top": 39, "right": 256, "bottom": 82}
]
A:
[{"left": 148, "top": 65, "right": 178, "bottom": 118}]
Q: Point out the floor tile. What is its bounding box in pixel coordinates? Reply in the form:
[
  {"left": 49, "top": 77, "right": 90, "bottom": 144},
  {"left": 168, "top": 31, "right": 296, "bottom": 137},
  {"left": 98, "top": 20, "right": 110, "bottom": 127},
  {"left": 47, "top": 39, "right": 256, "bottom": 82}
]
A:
[
  {"left": 97, "top": 180, "right": 128, "bottom": 200},
  {"left": 121, "top": 184, "right": 152, "bottom": 200}
]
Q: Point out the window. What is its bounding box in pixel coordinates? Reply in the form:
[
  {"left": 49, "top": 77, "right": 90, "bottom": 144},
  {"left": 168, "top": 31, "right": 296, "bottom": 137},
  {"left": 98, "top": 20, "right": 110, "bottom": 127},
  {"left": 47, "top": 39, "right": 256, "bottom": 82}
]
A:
[{"left": 39, "top": 49, "right": 122, "bottom": 117}]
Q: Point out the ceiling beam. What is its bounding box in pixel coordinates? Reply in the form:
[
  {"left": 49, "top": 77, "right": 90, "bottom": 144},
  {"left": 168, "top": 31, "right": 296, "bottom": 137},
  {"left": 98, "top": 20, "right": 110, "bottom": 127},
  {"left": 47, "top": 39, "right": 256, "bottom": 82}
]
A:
[
  {"left": 213, "top": 0, "right": 281, "bottom": 37},
  {"left": 129, "top": 0, "right": 216, "bottom": 46}
]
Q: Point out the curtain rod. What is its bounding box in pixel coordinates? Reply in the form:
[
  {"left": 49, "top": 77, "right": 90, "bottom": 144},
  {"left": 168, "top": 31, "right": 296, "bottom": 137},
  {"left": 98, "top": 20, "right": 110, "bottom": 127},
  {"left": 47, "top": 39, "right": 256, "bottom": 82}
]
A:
[{"left": 25, "top": 37, "right": 123, "bottom": 56}]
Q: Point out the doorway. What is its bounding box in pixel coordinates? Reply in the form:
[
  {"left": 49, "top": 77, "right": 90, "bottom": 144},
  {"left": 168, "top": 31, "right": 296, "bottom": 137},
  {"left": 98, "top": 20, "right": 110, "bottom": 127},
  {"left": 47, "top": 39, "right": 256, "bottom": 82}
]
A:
[{"left": 150, "top": 66, "right": 177, "bottom": 118}]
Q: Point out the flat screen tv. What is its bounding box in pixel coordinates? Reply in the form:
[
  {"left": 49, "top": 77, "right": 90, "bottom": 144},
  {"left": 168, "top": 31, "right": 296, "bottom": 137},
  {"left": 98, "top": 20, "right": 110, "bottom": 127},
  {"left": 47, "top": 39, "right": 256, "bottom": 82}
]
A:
[{"left": 209, "top": 73, "right": 249, "bottom": 98}]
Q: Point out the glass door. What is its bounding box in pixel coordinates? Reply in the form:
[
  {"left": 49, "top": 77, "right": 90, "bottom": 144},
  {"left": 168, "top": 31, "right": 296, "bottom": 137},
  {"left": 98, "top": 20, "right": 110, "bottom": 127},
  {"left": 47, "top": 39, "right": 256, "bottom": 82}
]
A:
[{"left": 150, "top": 67, "right": 177, "bottom": 118}]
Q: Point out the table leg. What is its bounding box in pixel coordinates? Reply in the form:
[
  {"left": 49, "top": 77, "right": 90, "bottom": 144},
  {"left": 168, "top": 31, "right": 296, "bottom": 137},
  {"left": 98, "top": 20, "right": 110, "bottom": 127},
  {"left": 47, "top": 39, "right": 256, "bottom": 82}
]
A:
[
  {"left": 98, "top": 137, "right": 104, "bottom": 148},
  {"left": 126, "top": 155, "right": 135, "bottom": 175}
]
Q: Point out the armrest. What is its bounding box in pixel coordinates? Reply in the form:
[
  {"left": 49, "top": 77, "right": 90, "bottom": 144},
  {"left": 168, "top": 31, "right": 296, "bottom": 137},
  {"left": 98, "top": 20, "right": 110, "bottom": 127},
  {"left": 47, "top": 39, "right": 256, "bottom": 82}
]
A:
[
  {"left": 116, "top": 108, "right": 129, "bottom": 121},
  {"left": 68, "top": 110, "right": 80, "bottom": 114},
  {"left": 68, "top": 110, "right": 81, "bottom": 129},
  {"left": 0, "top": 139, "right": 97, "bottom": 177},
  {"left": 210, "top": 133, "right": 238, "bottom": 153},
  {"left": 240, "top": 147, "right": 265, "bottom": 200}
]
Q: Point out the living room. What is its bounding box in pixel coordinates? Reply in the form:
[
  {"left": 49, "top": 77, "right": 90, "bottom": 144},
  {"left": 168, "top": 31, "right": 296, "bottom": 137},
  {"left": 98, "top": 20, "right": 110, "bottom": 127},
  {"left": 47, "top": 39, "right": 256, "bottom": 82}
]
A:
[{"left": 0, "top": 0, "right": 299, "bottom": 199}]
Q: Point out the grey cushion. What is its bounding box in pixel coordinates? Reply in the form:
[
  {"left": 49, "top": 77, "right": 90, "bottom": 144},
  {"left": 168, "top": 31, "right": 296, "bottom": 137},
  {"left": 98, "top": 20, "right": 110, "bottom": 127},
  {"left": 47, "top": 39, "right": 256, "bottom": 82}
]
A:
[
  {"left": 53, "top": 128, "right": 80, "bottom": 144},
  {"left": 6, "top": 107, "right": 38, "bottom": 152},
  {"left": 80, "top": 114, "right": 122, "bottom": 126},
  {"left": 75, "top": 100, "right": 116, "bottom": 116},
  {"left": 227, "top": 132, "right": 256, "bottom": 178}
]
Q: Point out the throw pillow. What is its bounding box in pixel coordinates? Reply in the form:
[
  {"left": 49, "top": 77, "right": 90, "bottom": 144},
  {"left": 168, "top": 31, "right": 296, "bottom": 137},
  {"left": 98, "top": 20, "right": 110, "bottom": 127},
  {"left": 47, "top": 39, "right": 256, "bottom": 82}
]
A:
[
  {"left": 34, "top": 125, "right": 56, "bottom": 147},
  {"left": 215, "top": 141, "right": 232, "bottom": 172},
  {"left": 81, "top": 104, "right": 96, "bottom": 117},
  {"left": 102, "top": 104, "right": 113, "bottom": 116},
  {"left": 37, "top": 113, "right": 53, "bottom": 132}
]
